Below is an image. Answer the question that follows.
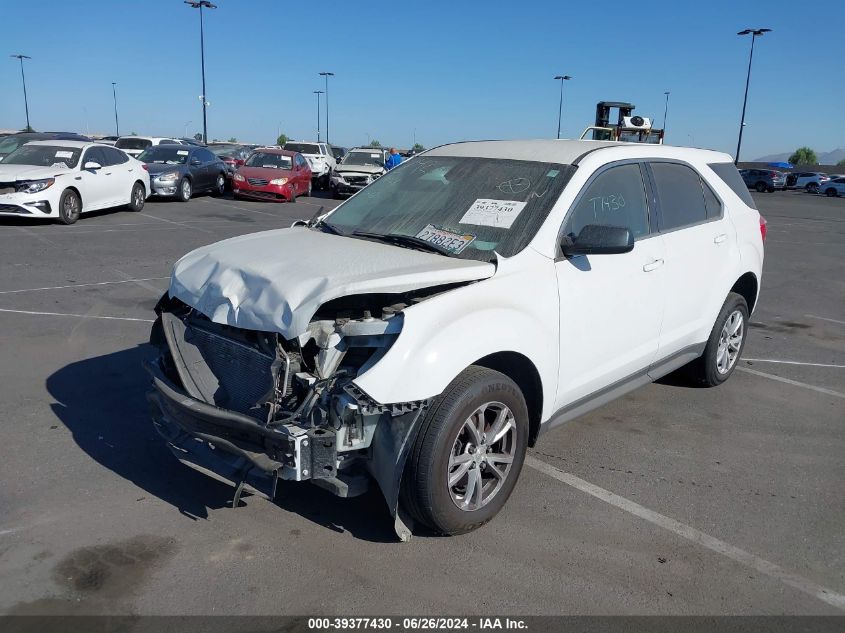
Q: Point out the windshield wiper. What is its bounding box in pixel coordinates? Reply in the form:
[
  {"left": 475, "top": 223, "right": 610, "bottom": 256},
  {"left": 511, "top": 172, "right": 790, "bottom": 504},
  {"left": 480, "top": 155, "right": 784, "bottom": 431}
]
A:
[
  {"left": 352, "top": 231, "right": 452, "bottom": 256},
  {"left": 312, "top": 219, "right": 343, "bottom": 235}
]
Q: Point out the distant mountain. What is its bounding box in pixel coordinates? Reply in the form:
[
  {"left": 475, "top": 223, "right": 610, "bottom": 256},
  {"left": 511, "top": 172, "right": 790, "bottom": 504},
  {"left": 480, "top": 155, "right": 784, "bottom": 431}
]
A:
[{"left": 754, "top": 148, "right": 845, "bottom": 165}]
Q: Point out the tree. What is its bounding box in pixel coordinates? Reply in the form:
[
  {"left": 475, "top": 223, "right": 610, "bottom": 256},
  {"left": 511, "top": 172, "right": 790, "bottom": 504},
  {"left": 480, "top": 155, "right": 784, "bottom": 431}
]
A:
[
  {"left": 129, "top": 131, "right": 137, "bottom": 136},
  {"left": 193, "top": 132, "right": 203, "bottom": 141},
  {"left": 276, "top": 133, "right": 289, "bottom": 146},
  {"left": 370, "top": 139, "right": 381, "bottom": 148},
  {"left": 227, "top": 137, "right": 237, "bottom": 143},
  {"left": 837, "top": 158, "right": 845, "bottom": 167},
  {"left": 788, "top": 147, "right": 817, "bottom": 166},
  {"left": 412, "top": 142, "right": 425, "bottom": 152}
]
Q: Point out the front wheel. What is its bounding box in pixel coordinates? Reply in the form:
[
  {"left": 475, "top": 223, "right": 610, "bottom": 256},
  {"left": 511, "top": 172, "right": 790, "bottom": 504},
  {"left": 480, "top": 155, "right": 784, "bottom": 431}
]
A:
[
  {"left": 212, "top": 173, "right": 225, "bottom": 197},
  {"left": 755, "top": 182, "right": 767, "bottom": 193},
  {"left": 177, "top": 178, "right": 192, "bottom": 202},
  {"left": 807, "top": 183, "right": 819, "bottom": 193},
  {"left": 128, "top": 182, "right": 145, "bottom": 212},
  {"left": 401, "top": 366, "right": 528, "bottom": 535},
  {"left": 58, "top": 189, "right": 82, "bottom": 225},
  {"left": 686, "top": 292, "right": 749, "bottom": 387}
]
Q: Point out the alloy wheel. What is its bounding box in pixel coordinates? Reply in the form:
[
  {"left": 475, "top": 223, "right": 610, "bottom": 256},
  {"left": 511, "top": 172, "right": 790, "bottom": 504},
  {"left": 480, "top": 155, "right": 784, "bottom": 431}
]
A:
[
  {"left": 716, "top": 310, "right": 744, "bottom": 374},
  {"left": 448, "top": 402, "right": 516, "bottom": 511}
]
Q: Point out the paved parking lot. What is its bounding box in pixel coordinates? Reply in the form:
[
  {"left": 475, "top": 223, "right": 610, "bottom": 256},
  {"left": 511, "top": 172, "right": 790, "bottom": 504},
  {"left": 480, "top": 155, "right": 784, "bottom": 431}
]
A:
[{"left": 0, "top": 189, "right": 842, "bottom": 615}]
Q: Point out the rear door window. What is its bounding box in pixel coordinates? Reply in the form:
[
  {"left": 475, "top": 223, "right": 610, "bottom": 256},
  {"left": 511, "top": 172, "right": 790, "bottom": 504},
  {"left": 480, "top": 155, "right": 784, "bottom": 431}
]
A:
[{"left": 650, "top": 162, "right": 708, "bottom": 231}]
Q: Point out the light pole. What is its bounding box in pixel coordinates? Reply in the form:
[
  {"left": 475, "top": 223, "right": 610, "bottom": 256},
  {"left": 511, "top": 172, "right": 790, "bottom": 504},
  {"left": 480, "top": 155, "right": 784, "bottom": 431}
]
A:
[
  {"left": 662, "top": 91, "right": 670, "bottom": 139},
  {"left": 112, "top": 82, "right": 120, "bottom": 137},
  {"left": 10, "top": 54, "right": 32, "bottom": 131},
  {"left": 184, "top": 1, "right": 217, "bottom": 144},
  {"left": 735, "top": 28, "right": 771, "bottom": 164},
  {"left": 553, "top": 75, "right": 572, "bottom": 139},
  {"left": 314, "top": 90, "right": 324, "bottom": 141},
  {"left": 319, "top": 72, "right": 334, "bottom": 144}
]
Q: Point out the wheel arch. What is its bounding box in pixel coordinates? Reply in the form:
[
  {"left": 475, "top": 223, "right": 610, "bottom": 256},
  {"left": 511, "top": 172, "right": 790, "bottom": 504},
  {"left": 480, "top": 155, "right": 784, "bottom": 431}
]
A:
[
  {"left": 730, "top": 272, "right": 759, "bottom": 314},
  {"left": 473, "top": 351, "right": 544, "bottom": 447}
]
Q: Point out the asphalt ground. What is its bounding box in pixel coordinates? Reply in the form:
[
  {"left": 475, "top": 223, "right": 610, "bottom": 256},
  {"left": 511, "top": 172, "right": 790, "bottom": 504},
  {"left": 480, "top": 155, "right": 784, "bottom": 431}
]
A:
[{"left": 0, "top": 187, "right": 842, "bottom": 616}]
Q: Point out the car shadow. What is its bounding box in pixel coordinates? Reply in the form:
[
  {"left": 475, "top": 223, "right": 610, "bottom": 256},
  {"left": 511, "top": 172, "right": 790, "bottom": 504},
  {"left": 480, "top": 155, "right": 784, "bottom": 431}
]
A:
[{"left": 45, "top": 344, "right": 397, "bottom": 542}]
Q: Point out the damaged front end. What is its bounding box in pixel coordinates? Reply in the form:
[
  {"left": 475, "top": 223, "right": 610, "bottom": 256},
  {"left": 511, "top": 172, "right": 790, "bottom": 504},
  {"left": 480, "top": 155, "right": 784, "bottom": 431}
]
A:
[{"left": 146, "top": 293, "right": 433, "bottom": 540}]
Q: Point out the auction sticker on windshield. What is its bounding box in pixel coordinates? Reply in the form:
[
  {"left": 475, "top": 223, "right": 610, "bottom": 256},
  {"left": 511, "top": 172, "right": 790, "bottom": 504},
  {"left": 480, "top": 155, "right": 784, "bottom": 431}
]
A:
[
  {"left": 415, "top": 224, "right": 476, "bottom": 254},
  {"left": 460, "top": 198, "right": 527, "bottom": 229}
]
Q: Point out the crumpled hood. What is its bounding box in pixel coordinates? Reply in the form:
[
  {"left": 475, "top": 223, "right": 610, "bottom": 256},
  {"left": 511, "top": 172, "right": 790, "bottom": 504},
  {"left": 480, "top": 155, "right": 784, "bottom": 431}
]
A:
[
  {"left": 0, "top": 164, "right": 74, "bottom": 180},
  {"left": 168, "top": 227, "right": 496, "bottom": 338},
  {"left": 336, "top": 163, "right": 384, "bottom": 175}
]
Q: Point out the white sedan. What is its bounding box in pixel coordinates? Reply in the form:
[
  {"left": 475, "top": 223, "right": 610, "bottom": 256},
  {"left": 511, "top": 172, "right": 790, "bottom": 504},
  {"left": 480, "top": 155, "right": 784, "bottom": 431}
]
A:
[
  {"left": 0, "top": 140, "right": 150, "bottom": 225},
  {"left": 821, "top": 177, "right": 845, "bottom": 197}
]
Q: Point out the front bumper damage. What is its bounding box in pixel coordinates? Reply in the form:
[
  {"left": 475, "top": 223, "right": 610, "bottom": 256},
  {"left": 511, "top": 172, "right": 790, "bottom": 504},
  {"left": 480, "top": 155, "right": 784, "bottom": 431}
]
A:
[{"left": 146, "top": 298, "right": 428, "bottom": 540}]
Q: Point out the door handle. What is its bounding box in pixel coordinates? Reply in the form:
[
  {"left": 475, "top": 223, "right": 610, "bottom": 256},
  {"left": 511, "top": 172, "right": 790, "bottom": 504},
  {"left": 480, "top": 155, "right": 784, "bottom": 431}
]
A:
[
  {"left": 643, "top": 258, "right": 664, "bottom": 272},
  {"left": 714, "top": 233, "right": 728, "bottom": 244}
]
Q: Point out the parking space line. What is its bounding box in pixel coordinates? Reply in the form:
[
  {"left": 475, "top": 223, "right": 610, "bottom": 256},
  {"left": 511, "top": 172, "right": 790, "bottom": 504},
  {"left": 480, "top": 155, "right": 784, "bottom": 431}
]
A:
[
  {"left": 201, "top": 198, "right": 283, "bottom": 217},
  {"left": 112, "top": 269, "right": 168, "bottom": 296},
  {"left": 0, "top": 277, "right": 169, "bottom": 295},
  {"left": 805, "top": 314, "right": 845, "bottom": 326},
  {"left": 138, "top": 212, "right": 215, "bottom": 235},
  {"left": 737, "top": 367, "right": 845, "bottom": 399},
  {"left": 525, "top": 455, "right": 845, "bottom": 611},
  {"left": 0, "top": 308, "right": 153, "bottom": 323},
  {"left": 743, "top": 358, "right": 845, "bottom": 369}
]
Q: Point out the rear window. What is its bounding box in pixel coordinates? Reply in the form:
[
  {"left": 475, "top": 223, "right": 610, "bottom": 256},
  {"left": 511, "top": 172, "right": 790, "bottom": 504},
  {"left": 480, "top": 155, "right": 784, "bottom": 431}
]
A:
[
  {"left": 708, "top": 162, "right": 756, "bottom": 209},
  {"left": 284, "top": 143, "right": 320, "bottom": 155},
  {"left": 116, "top": 138, "right": 153, "bottom": 151}
]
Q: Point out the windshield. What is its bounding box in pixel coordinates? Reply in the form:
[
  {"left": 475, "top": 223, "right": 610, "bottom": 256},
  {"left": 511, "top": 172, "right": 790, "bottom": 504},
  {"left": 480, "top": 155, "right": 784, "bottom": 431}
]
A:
[
  {"left": 116, "top": 138, "right": 153, "bottom": 150},
  {"left": 1, "top": 144, "right": 82, "bottom": 168},
  {"left": 0, "top": 136, "right": 29, "bottom": 157},
  {"left": 245, "top": 152, "right": 292, "bottom": 170},
  {"left": 342, "top": 151, "right": 384, "bottom": 167},
  {"left": 137, "top": 147, "right": 190, "bottom": 165},
  {"left": 284, "top": 143, "right": 320, "bottom": 155},
  {"left": 324, "top": 156, "right": 575, "bottom": 261}
]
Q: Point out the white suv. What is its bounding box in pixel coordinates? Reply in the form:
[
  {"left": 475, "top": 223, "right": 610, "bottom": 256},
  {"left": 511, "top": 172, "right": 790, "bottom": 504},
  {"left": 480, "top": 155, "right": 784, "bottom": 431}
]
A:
[
  {"left": 147, "top": 140, "right": 765, "bottom": 540},
  {"left": 283, "top": 141, "right": 336, "bottom": 189},
  {"left": 115, "top": 136, "right": 183, "bottom": 158}
]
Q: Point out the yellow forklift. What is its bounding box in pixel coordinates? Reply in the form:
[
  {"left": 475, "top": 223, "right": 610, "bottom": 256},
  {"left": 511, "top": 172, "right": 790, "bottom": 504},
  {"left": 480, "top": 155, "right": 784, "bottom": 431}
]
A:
[{"left": 580, "top": 101, "right": 664, "bottom": 144}]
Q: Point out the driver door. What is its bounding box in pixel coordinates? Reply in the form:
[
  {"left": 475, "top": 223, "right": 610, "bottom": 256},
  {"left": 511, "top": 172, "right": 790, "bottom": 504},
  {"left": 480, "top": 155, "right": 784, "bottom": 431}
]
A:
[{"left": 553, "top": 162, "right": 666, "bottom": 410}]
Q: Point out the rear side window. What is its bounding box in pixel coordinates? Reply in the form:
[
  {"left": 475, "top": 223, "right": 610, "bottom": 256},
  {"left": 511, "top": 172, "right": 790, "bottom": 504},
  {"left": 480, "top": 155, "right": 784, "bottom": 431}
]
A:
[
  {"left": 103, "top": 147, "right": 128, "bottom": 165},
  {"left": 702, "top": 179, "right": 722, "bottom": 219},
  {"left": 650, "top": 162, "right": 707, "bottom": 231},
  {"left": 709, "top": 162, "right": 757, "bottom": 208},
  {"left": 564, "top": 163, "right": 651, "bottom": 239}
]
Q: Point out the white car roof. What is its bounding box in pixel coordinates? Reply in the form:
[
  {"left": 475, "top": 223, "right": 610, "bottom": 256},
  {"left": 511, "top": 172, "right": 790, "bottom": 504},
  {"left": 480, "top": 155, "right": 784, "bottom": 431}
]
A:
[
  {"left": 26, "top": 140, "right": 92, "bottom": 149},
  {"left": 427, "top": 139, "right": 733, "bottom": 165}
]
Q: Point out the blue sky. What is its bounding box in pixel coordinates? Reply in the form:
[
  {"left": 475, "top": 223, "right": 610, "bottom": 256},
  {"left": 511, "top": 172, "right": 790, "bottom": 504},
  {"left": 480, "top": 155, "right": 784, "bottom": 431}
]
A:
[{"left": 1, "top": 0, "right": 841, "bottom": 159}]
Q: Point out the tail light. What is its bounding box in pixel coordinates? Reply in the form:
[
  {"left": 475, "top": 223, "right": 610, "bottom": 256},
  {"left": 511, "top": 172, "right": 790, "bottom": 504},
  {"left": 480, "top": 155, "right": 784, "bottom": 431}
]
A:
[{"left": 759, "top": 215, "right": 767, "bottom": 242}]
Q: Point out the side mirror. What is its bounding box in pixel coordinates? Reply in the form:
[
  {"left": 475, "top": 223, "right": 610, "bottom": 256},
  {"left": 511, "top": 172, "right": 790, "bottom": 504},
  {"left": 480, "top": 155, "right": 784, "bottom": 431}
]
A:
[
  {"left": 561, "top": 224, "right": 634, "bottom": 257},
  {"left": 84, "top": 161, "right": 102, "bottom": 170}
]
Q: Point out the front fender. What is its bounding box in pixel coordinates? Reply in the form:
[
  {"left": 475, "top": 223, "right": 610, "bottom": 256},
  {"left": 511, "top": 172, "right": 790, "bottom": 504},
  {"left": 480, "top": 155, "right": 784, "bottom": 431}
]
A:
[{"left": 353, "top": 248, "right": 559, "bottom": 422}]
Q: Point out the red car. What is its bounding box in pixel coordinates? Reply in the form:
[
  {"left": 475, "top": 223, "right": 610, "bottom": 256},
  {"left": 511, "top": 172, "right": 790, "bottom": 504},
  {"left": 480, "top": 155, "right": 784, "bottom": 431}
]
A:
[{"left": 232, "top": 149, "right": 312, "bottom": 202}]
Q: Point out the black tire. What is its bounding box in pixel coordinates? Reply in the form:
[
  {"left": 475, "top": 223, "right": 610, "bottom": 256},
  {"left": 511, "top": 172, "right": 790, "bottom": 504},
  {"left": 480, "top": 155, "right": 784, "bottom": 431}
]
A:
[
  {"left": 127, "top": 182, "right": 145, "bottom": 212},
  {"left": 685, "top": 292, "right": 749, "bottom": 387},
  {"left": 211, "top": 173, "right": 226, "bottom": 197},
  {"left": 806, "top": 183, "right": 818, "bottom": 193},
  {"left": 177, "top": 177, "right": 192, "bottom": 202},
  {"left": 825, "top": 188, "right": 837, "bottom": 197},
  {"left": 401, "top": 366, "right": 529, "bottom": 536},
  {"left": 755, "top": 182, "right": 767, "bottom": 193},
  {"left": 289, "top": 186, "right": 297, "bottom": 203},
  {"left": 57, "top": 189, "right": 82, "bottom": 225}
]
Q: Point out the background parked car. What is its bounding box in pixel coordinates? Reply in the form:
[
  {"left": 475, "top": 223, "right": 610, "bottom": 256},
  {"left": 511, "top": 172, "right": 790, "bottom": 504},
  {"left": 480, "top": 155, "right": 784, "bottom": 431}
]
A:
[
  {"left": 209, "top": 143, "right": 253, "bottom": 186},
  {"left": 786, "top": 171, "right": 830, "bottom": 193},
  {"left": 137, "top": 145, "right": 226, "bottom": 202},
  {"left": 821, "top": 177, "right": 845, "bottom": 197},
  {"left": 232, "top": 148, "right": 311, "bottom": 202},
  {"left": 0, "top": 140, "right": 149, "bottom": 224},
  {"left": 740, "top": 168, "right": 786, "bottom": 192},
  {"left": 115, "top": 136, "right": 182, "bottom": 158},
  {"left": 330, "top": 147, "right": 388, "bottom": 198},
  {"left": 0, "top": 132, "right": 91, "bottom": 162},
  {"left": 283, "top": 141, "right": 336, "bottom": 189}
]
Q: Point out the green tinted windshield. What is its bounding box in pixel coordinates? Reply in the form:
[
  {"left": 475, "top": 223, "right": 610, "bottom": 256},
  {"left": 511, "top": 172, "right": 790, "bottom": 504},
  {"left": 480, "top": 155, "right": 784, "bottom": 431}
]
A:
[{"left": 325, "top": 156, "right": 575, "bottom": 261}]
